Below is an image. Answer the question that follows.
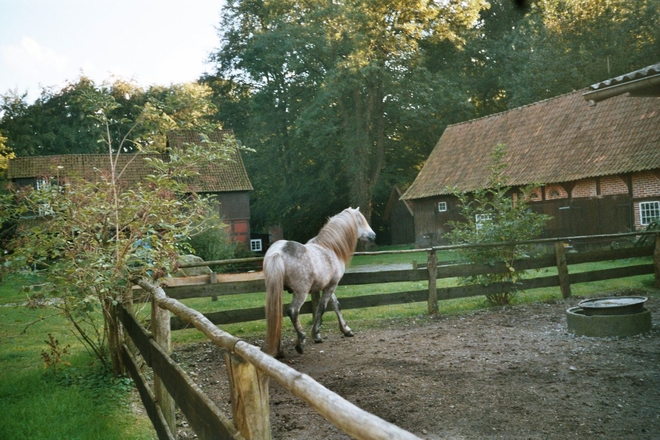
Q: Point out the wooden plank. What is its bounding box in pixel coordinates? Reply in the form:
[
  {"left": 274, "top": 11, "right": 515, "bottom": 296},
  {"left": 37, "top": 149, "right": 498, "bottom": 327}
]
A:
[
  {"left": 435, "top": 256, "right": 558, "bottom": 279},
  {"left": 121, "top": 344, "right": 175, "bottom": 440},
  {"left": 226, "top": 352, "right": 271, "bottom": 439},
  {"left": 340, "top": 269, "right": 427, "bottom": 285},
  {"left": 165, "top": 280, "right": 266, "bottom": 299},
  {"left": 116, "top": 305, "right": 153, "bottom": 366},
  {"left": 150, "top": 341, "right": 244, "bottom": 440},
  {"left": 570, "top": 264, "right": 654, "bottom": 284},
  {"left": 566, "top": 246, "right": 653, "bottom": 264}
]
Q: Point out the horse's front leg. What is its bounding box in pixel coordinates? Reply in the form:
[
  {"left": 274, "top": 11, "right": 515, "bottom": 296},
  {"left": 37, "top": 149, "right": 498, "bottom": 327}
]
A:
[
  {"left": 330, "top": 292, "right": 353, "bottom": 337},
  {"left": 287, "top": 293, "right": 307, "bottom": 354}
]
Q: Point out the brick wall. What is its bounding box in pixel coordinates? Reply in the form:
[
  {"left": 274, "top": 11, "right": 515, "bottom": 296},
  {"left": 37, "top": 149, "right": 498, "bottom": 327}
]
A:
[
  {"left": 632, "top": 171, "right": 660, "bottom": 198},
  {"left": 601, "top": 175, "right": 629, "bottom": 196},
  {"left": 632, "top": 172, "right": 660, "bottom": 230},
  {"left": 572, "top": 179, "right": 597, "bottom": 198},
  {"left": 545, "top": 184, "right": 568, "bottom": 200}
]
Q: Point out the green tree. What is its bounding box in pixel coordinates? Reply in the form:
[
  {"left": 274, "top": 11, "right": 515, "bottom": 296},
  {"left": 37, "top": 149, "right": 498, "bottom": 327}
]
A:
[
  {"left": 0, "top": 130, "right": 13, "bottom": 180},
  {"left": 0, "top": 78, "right": 107, "bottom": 156},
  {"left": 211, "top": 0, "right": 487, "bottom": 240},
  {"left": 496, "top": 0, "right": 660, "bottom": 107},
  {"left": 1, "top": 85, "right": 239, "bottom": 374},
  {"left": 446, "top": 144, "right": 551, "bottom": 305}
]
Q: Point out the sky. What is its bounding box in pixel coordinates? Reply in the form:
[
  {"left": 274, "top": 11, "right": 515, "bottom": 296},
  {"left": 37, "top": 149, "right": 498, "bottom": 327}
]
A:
[{"left": 0, "top": 0, "right": 225, "bottom": 103}]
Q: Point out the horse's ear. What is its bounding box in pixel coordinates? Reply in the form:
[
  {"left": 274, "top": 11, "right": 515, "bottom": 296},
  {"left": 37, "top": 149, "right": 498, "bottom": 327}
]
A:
[{"left": 355, "top": 207, "right": 360, "bottom": 212}]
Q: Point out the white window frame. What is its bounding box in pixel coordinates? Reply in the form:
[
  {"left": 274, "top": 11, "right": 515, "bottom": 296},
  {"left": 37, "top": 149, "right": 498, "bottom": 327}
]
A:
[
  {"left": 36, "top": 178, "right": 49, "bottom": 190},
  {"left": 438, "top": 201, "right": 448, "bottom": 212},
  {"left": 250, "top": 239, "right": 263, "bottom": 252},
  {"left": 639, "top": 201, "right": 660, "bottom": 226},
  {"left": 475, "top": 213, "right": 492, "bottom": 231},
  {"left": 38, "top": 203, "right": 54, "bottom": 217}
]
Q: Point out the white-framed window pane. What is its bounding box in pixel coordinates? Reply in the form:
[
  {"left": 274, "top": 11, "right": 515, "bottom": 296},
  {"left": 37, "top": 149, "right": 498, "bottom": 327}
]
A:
[
  {"left": 36, "top": 178, "right": 49, "bottom": 190},
  {"left": 38, "top": 203, "right": 53, "bottom": 216},
  {"left": 639, "top": 201, "right": 660, "bottom": 225},
  {"left": 475, "top": 213, "right": 492, "bottom": 231},
  {"left": 438, "top": 202, "right": 447, "bottom": 212},
  {"left": 250, "top": 239, "right": 262, "bottom": 252}
]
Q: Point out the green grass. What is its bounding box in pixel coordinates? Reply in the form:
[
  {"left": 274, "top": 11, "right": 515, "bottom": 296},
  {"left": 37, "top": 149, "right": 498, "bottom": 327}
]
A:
[
  {"left": 6, "top": 249, "right": 656, "bottom": 438},
  {"left": 0, "top": 275, "right": 156, "bottom": 440}
]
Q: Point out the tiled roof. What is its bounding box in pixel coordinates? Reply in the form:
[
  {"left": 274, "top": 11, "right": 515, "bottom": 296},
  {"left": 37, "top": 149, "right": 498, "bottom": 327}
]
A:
[
  {"left": 589, "top": 62, "right": 660, "bottom": 91},
  {"left": 7, "top": 131, "right": 253, "bottom": 193},
  {"left": 166, "top": 130, "right": 253, "bottom": 192},
  {"left": 401, "top": 90, "right": 660, "bottom": 200}
]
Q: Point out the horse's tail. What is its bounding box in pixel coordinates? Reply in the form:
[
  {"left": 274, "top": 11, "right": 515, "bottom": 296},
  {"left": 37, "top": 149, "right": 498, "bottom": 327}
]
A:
[{"left": 264, "top": 252, "right": 284, "bottom": 357}]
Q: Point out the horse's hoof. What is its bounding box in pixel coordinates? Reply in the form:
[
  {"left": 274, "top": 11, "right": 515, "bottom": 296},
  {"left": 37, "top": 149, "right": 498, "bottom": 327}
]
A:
[
  {"left": 295, "top": 345, "right": 304, "bottom": 354},
  {"left": 344, "top": 330, "right": 354, "bottom": 337},
  {"left": 314, "top": 336, "right": 323, "bottom": 344}
]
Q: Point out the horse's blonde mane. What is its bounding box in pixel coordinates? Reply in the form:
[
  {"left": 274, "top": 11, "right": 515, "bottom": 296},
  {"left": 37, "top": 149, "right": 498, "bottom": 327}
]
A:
[{"left": 309, "top": 209, "right": 362, "bottom": 263}]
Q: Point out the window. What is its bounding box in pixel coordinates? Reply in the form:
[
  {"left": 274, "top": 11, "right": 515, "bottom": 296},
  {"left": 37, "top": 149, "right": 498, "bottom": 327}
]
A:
[
  {"left": 475, "top": 213, "right": 492, "bottom": 231},
  {"left": 438, "top": 202, "right": 447, "bottom": 212},
  {"left": 38, "top": 203, "right": 53, "bottom": 216},
  {"left": 250, "top": 239, "right": 263, "bottom": 252},
  {"left": 639, "top": 201, "right": 660, "bottom": 226},
  {"left": 36, "top": 178, "right": 49, "bottom": 190}
]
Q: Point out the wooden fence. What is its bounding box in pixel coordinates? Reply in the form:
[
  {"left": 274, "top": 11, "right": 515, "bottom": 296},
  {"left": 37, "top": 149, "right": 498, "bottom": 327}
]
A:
[
  {"left": 164, "top": 232, "right": 660, "bottom": 330},
  {"left": 117, "top": 280, "right": 423, "bottom": 440},
  {"left": 119, "top": 232, "right": 660, "bottom": 440}
]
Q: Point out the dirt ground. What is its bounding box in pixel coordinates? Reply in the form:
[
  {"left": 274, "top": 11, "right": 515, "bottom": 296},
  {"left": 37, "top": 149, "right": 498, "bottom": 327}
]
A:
[{"left": 174, "top": 290, "right": 660, "bottom": 439}]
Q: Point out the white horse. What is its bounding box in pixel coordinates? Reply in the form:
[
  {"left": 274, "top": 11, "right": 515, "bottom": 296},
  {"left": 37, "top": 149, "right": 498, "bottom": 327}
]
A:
[{"left": 263, "top": 207, "right": 376, "bottom": 358}]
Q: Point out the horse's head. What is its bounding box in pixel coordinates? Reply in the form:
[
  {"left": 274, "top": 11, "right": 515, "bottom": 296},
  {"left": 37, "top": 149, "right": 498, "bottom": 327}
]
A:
[{"left": 350, "top": 207, "right": 376, "bottom": 243}]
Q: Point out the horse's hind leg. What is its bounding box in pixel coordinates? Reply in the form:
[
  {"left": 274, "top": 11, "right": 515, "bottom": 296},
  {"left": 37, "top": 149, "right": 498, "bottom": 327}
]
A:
[
  {"left": 287, "top": 293, "right": 307, "bottom": 354},
  {"left": 330, "top": 293, "right": 353, "bottom": 337},
  {"left": 312, "top": 292, "right": 332, "bottom": 343}
]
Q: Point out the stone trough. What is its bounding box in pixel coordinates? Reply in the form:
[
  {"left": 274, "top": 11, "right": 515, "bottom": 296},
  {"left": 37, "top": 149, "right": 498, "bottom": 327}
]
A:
[{"left": 566, "top": 296, "right": 652, "bottom": 337}]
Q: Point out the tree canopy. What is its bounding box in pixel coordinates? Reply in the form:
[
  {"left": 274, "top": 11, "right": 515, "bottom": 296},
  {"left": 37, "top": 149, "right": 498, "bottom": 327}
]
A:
[
  {"left": 3, "top": 0, "right": 659, "bottom": 242},
  {"left": 206, "top": 0, "right": 659, "bottom": 241}
]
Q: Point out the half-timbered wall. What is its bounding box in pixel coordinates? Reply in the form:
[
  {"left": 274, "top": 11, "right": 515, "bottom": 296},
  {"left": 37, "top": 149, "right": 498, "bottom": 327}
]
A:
[{"left": 411, "top": 171, "right": 660, "bottom": 247}]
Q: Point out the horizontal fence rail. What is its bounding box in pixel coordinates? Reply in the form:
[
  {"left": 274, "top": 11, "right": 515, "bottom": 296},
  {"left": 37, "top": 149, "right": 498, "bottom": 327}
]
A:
[{"left": 159, "top": 236, "right": 659, "bottom": 330}]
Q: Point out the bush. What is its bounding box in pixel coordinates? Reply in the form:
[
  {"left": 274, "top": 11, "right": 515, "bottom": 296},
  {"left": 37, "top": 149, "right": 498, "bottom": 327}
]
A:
[
  {"left": 188, "top": 224, "right": 236, "bottom": 262},
  {"left": 446, "top": 144, "right": 551, "bottom": 305}
]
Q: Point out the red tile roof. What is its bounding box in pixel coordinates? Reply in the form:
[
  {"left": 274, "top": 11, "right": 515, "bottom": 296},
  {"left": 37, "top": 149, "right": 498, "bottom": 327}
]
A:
[
  {"left": 8, "top": 131, "right": 253, "bottom": 193},
  {"left": 401, "top": 90, "right": 660, "bottom": 200}
]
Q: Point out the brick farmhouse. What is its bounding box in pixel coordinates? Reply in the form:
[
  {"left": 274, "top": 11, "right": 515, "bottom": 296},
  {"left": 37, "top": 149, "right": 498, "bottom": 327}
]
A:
[
  {"left": 7, "top": 130, "right": 254, "bottom": 246},
  {"left": 401, "top": 63, "right": 660, "bottom": 248}
]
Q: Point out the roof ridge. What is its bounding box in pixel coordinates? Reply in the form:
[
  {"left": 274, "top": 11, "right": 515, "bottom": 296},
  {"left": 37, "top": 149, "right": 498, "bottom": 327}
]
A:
[{"left": 444, "top": 88, "right": 588, "bottom": 129}]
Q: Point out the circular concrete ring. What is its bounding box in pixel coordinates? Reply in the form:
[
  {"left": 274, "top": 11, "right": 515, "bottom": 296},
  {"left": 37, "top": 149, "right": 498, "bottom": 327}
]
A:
[{"left": 566, "top": 307, "right": 652, "bottom": 338}]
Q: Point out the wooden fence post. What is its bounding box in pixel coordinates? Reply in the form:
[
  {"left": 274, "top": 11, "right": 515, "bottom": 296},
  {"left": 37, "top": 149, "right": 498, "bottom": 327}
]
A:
[
  {"left": 226, "top": 352, "right": 271, "bottom": 439},
  {"left": 427, "top": 250, "right": 438, "bottom": 315},
  {"left": 210, "top": 271, "right": 218, "bottom": 302},
  {"left": 654, "top": 234, "right": 660, "bottom": 288},
  {"left": 151, "top": 295, "right": 176, "bottom": 434},
  {"left": 554, "top": 241, "right": 571, "bottom": 298}
]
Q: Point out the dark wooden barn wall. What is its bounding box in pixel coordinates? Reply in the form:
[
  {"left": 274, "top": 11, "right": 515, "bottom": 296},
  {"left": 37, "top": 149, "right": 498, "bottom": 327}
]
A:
[
  {"left": 412, "top": 193, "right": 634, "bottom": 248},
  {"left": 389, "top": 200, "right": 415, "bottom": 245}
]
